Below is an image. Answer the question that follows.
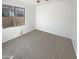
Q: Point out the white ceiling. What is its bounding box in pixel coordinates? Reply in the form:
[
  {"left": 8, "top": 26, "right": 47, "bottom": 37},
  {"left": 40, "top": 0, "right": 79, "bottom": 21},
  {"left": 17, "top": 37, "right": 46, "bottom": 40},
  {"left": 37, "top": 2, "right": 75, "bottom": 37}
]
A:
[
  {"left": 18, "top": 0, "right": 73, "bottom": 6},
  {"left": 19, "top": 0, "right": 54, "bottom": 6},
  {"left": 19, "top": 0, "right": 36, "bottom": 5}
]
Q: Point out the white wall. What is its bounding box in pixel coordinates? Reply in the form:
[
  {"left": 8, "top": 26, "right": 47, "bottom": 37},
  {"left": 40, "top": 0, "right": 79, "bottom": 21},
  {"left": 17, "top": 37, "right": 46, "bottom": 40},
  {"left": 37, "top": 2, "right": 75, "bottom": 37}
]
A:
[
  {"left": 36, "top": 0, "right": 77, "bottom": 54},
  {"left": 2, "top": 0, "right": 36, "bottom": 43}
]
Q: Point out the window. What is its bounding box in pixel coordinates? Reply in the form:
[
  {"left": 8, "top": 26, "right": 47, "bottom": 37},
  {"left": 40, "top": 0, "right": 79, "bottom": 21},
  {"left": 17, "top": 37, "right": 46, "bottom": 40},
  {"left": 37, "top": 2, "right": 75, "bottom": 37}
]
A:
[
  {"left": 15, "top": 7, "right": 25, "bottom": 26},
  {"left": 2, "top": 4, "right": 25, "bottom": 28}
]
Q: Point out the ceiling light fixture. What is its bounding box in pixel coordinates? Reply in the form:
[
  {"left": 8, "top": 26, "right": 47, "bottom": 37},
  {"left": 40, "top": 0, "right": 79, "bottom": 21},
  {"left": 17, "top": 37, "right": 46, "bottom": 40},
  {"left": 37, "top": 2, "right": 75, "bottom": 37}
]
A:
[
  {"left": 46, "top": 0, "right": 49, "bottom": 1},
  {"left": 37, "top": 0, "right": 40, "bottom": 3},
  {"left": 37, "top": 0, "right": 49, "bottom": 3}
]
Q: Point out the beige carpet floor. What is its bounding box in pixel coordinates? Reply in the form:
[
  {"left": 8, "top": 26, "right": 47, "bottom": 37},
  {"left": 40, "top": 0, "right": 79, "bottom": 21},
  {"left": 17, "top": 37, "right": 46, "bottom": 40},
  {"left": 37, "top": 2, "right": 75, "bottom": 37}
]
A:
[{"left": 2, "top": 30, "right": 76, "bottom": 59}]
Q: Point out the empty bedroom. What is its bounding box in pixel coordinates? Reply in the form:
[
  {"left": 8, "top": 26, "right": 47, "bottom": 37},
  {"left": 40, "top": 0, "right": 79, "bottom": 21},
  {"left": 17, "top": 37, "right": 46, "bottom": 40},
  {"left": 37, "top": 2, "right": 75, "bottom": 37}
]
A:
[{"left": 2, "top": 0, "right": 77, "bottom": 59}]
